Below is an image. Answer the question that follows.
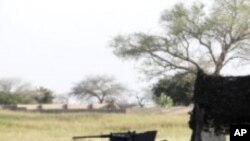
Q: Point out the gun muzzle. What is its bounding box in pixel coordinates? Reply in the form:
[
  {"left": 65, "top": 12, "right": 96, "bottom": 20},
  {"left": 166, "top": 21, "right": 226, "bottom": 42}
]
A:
[{"left": 73, "top": 134, "right": 110, "bottom": 140}]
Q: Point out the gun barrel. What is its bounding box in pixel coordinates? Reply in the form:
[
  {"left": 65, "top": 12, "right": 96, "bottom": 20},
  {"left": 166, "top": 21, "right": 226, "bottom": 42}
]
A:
[{"left": 73, "top": 134, "right": 110, "bottom": 140}]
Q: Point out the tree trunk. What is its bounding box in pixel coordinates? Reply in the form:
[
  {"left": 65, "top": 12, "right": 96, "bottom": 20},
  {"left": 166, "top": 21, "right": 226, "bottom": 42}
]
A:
[
  {"left": 190, "top": 105, "right": 204, "bottom": 141},
  {"left": 201, "top": 130, "right": 225, "bottom": 141},
  {"left": 99, "top": 99, "right": 104, "bottom": 103},
  {"left": 214, "top": 64, "right": 223, "bottom": 76},
  {"left": 190, "top": 105, "right": 226, "bottom": 141},
  {"left": 214, "top": 56, "right": 224, "bottom": 76},
  {"left": 214, "top": 46, "right": 228, "bottom": 76}
]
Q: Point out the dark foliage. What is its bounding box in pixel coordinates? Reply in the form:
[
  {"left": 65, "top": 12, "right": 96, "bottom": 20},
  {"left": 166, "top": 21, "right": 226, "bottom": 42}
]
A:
[
  {"left": 33, "top": 87, "right": 54, "bottom": 104},
  {"left": 153, "top": 73, "right": 194, "bottom": 106},
  {"left": 190, "top": 70, "right": 250, "bottom": 133}
]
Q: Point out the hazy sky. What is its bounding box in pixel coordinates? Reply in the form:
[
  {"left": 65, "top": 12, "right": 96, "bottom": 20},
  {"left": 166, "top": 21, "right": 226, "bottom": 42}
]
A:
[{"left": 0, "top": 0, "right": 249, "bottom": 95}]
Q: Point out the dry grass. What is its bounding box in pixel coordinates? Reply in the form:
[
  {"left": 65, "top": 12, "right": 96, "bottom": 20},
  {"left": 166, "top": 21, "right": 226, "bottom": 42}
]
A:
[{"left": 0, "top": 110, "right": 191, "bottom": 141}]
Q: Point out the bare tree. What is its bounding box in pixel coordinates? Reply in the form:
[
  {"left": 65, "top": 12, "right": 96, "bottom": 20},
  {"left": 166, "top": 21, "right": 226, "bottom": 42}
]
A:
[
  {"left": 135, "top": 94, "right": 147, "bottom": 108},
  {"left": 0, "top": 78, "right": 32, "bottom": 93},
  {"left": 110, "top": 0, "right": 250, "bottom": 76},
  {"left": 53, "top": 94, "right": 70, "bottom": 104},
  {"left": 71, "top": 75, "right": 125, "bottom": 103},
  {"left": 134, "top": 89, "right": 153, "bottom": 108}
]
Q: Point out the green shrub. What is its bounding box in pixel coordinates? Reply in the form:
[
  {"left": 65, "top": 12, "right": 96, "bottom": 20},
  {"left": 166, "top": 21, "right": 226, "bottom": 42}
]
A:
[
  {"left": 154, "top": 93, "right": 173, "bottom": 107},
  {"left": 0, "top": 92, "right": 35, "bottom": 105}
]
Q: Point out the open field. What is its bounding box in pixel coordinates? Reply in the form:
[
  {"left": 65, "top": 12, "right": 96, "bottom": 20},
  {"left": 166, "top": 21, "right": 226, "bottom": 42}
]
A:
[{"left": 0, "top": 110, "right": 191, "bottom": 141}]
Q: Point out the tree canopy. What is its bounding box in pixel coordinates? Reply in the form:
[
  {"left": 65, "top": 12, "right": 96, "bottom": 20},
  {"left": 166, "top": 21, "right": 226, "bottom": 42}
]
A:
[
  {"left": 152, "top": 73, "right": 195, "bottom": 106},
  {"left": 110, "top": 0, "right": 250, "bottom": 76},
  {"left": 32, "top": 87, "right": 54, "bottom": 104}
]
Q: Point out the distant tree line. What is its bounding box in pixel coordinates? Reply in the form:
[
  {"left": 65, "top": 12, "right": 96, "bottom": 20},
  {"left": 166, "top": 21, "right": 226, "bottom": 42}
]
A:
[
  {"left": 0, "top": 74, "right": 194, "bottom": 107},
  {"left": 0, "top": 78, "right": 53, "bottom": 105}
]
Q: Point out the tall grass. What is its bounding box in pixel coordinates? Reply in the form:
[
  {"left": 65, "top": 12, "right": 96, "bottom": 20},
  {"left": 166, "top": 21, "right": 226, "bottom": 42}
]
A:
[{"left": 0, "top": 111, "right": 191, "bottom": 141}]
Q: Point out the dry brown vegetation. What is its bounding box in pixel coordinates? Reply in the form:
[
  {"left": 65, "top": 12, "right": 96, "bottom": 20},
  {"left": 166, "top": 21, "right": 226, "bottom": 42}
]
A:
[{"left": 0, "top": 110, "right": 191, "bottom": 141}]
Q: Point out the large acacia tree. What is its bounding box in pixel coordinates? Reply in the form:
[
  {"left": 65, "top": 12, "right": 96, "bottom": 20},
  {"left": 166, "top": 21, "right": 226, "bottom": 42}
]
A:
[
  {"left": 111, "top": 0, "right": 250, "bottom": 76},
  {"left": 110, "top": 0, "right": 250, "bottom": 141}
]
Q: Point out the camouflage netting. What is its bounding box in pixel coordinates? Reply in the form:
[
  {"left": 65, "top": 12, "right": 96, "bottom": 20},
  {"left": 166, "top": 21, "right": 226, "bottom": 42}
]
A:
[{"left": 190, "top": 70, "right": 250, "bottom": 133}]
